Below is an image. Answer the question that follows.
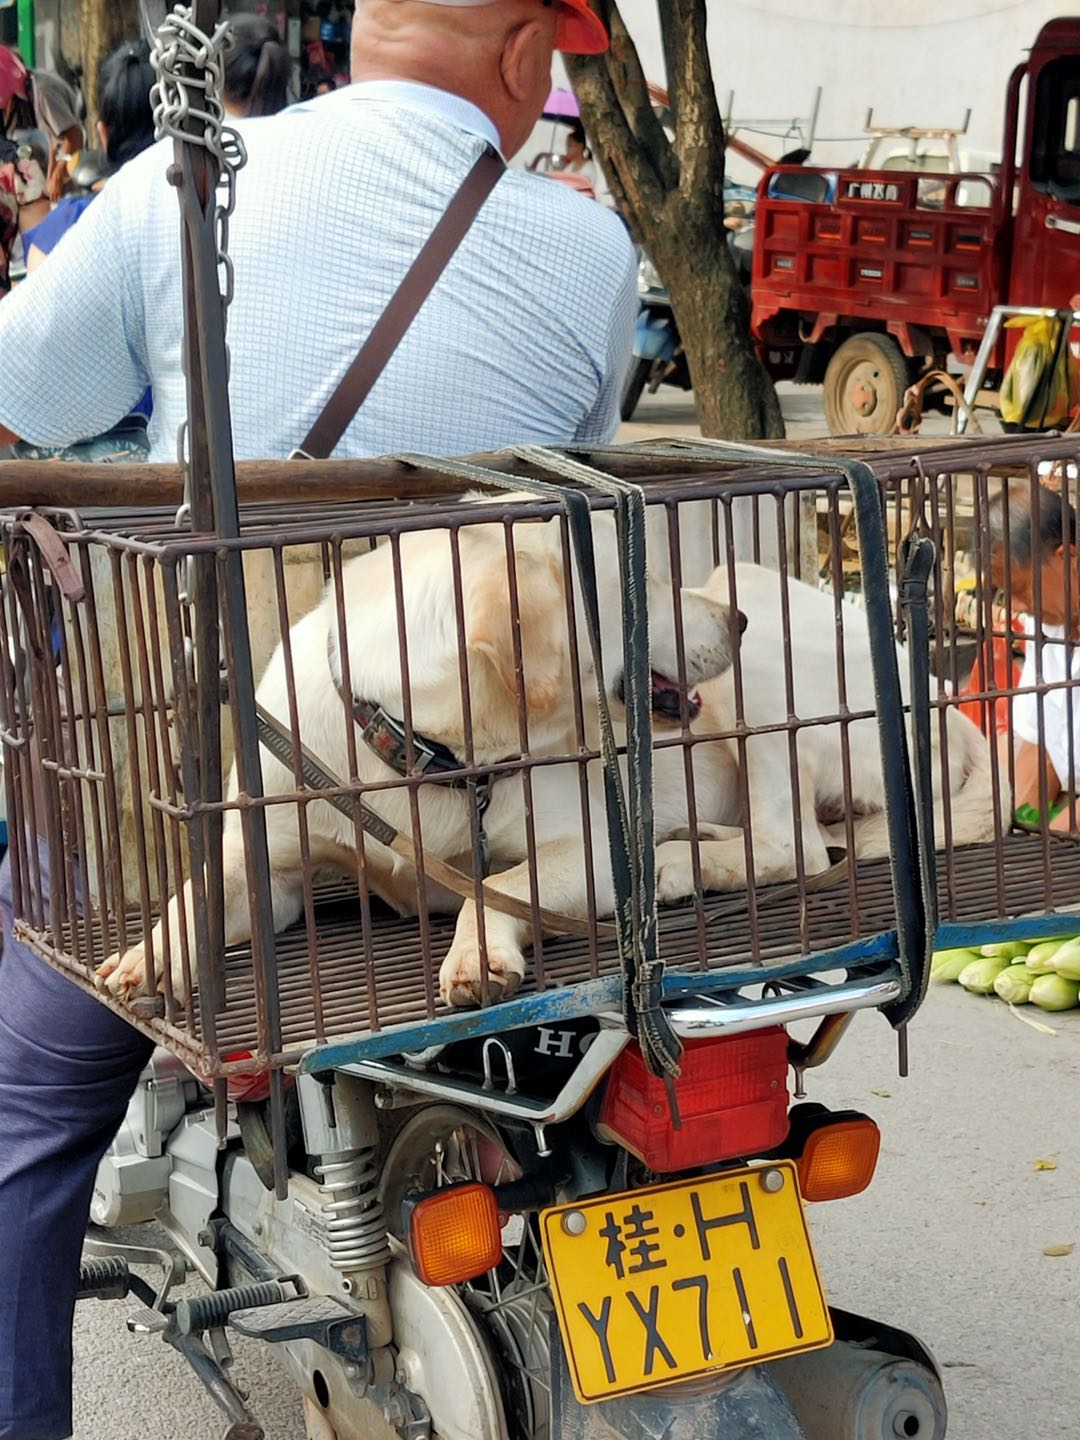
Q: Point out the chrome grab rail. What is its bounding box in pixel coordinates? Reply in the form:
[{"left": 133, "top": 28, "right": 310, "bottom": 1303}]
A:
[{"left": 662, "top": 975, "right": 901, "bottom": 1039}]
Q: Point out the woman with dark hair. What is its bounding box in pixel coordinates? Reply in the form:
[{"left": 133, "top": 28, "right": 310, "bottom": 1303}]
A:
[
  {"left": 224, "top": 13, "right": 290, "bottom": 118},
  {"left": 23, "top": 41, "right": 156, "bottom": 274},
  {"left": 97, "top": 39, "right": 157, "bottom": 167},
  {"left": 13, "top": 40, "right": 156, "bottom": 461}
]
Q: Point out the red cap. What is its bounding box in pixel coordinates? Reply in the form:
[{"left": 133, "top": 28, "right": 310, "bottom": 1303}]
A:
[
  {"left": 411, "top": 2, "right": 608, "bottom": 56},
  {"left": 0, "top": 47, "right": 29, "bottom": 110},
  {"left": 554, "top": 0, "right": 608, "bottom": 54}
]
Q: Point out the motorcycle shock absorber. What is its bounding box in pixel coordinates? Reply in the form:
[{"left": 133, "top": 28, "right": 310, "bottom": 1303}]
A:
[
  {"left": 314, "top": 1147, "right": 391, "bottom": 1272},
  {"left": 297, "top": 1072, "right": 393, "bottom": 1348}
]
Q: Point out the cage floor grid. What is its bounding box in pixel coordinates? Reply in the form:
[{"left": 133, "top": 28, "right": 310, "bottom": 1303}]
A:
[{"left": 43, "top": 832, "right": 1080, "bottom": 1058}]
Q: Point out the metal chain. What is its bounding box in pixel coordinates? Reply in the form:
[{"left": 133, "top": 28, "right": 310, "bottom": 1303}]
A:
[
  {"left": 151, "top": 5, "right": 247, "bottom": 609},
  {"left": 150, "top": 4, "right": 247, "bottom": 480}
]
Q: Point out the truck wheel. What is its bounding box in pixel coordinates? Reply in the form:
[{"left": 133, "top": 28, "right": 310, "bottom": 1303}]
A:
[
  {"left": 823, "top": 333, "right": 910, "bottom": 436},
  {"left": 620, "top": 358, "right": 652, "bottom": 422}
]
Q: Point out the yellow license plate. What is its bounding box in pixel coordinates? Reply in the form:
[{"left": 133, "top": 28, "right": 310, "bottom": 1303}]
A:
[{"left": 540, "top": 1162, "right": 832, "bottom": 1403}]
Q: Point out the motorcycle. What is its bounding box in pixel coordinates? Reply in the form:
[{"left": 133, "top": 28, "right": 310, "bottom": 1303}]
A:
[
  {"left": 85, "top": 991, "right": 947, "bottom": 1440},
  {"left": 620, "top": 254, "right": 691, "bottom": 422}
]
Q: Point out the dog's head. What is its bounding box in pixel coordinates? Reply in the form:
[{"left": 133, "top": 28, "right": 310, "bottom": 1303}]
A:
[
  {"left": 462, "top": 501, "right": 744, "bottom": 740},
  {"left": 343, "top": 498, "right": 745, "bottom": 762}
]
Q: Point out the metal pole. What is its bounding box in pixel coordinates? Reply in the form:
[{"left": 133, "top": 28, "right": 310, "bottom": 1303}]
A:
[
  {"left": 808, "top": 86, "right": 822, "bottom": 151},
  {"left": 959, "top": 304, "right": 1080, "bottom": 434},
  {"left": 169, "top": 1, "right": 288, "bottom": 1193}
]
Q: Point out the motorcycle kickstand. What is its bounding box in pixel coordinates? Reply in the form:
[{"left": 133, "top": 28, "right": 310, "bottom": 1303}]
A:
[{"left": 165, "top": 1329, "right": 265, "bottom": 1440}]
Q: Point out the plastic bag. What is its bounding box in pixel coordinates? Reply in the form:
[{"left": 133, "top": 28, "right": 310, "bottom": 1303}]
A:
[{"left": 1000, "top": 312, "right": 1080, "bottom": 431}]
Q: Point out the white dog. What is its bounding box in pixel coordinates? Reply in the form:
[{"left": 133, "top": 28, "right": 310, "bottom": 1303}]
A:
[
  {"left": 97, "top": 504, "right": 739, "bottom": 1008},
  {"left": 653, "top": 562, "right": 1004, "bottom": 904}
]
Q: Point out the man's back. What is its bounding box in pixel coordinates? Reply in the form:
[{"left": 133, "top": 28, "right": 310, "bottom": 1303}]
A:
[{"left": 0, "top": 83, "right": 636, "bottom": 461}]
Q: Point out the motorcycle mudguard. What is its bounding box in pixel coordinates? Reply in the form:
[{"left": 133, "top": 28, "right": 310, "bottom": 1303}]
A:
[
  {"left": 632, "top": 311, "right": 678, "bottom": 364},
  {"left": 551, "top": 1322, "right": 808, "bottom": 1440}
]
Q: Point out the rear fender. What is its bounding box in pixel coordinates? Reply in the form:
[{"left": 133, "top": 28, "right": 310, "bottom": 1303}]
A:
[{"left": 552, "top": 1334, "right": 807, "bottom": 1440}]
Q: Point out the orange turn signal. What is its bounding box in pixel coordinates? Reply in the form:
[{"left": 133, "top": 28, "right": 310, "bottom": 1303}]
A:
[
  {"left": 407, "top": 1182, "right": 503, "bottom": 1287},
  {"left": 797, "top": 1116, "right": 881, "bottom": 1202}
]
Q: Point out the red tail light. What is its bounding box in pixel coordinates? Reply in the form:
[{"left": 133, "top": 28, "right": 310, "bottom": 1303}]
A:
[
  {"left": 597, "top": 1027, "right": 789, "bottom": 1173},
  {"left": 223, "top": 1051, "right": 273, "bottom": 1104}
]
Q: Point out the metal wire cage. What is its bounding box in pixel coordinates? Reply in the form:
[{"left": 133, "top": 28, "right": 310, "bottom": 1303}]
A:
[{"left": 11, "top": 432, "right": 1071, "bottom": 1086}]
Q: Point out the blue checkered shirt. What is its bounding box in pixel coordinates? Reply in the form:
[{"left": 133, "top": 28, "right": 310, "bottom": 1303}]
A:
[{"left": 0, "top": 82, "right": 637, "bottom": 461}]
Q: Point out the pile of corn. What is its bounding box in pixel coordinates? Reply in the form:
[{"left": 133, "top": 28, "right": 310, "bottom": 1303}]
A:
[{"left": 932, "top": 936, "right": 1080, "bottom": 1011}]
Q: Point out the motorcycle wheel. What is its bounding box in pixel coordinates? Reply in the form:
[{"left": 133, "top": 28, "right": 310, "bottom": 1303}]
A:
[
  {"left": 379, "top": 1106, "right": 552, "bottom": 1440},
  {"left": 620, "top": 357, "right": 652, "bottom": 422}
]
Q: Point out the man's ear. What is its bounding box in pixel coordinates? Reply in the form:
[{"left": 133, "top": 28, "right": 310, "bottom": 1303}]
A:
[
  {"left": 468, "top": 548, "right": 567, "bottom": 716},
  {"left": 499, "top": 19, "right": 547, "bottom": 103}
]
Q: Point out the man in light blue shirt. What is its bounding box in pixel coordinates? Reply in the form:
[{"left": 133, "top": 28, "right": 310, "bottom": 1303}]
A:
[
  {"left": 0, "top": 6, "right": 633, "bottom": 1439},
  {"left": 0, "top": 0, "right": 634, "bottom": 461}
]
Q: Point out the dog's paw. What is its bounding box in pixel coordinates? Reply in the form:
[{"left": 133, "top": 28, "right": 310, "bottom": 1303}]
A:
[
  {"left": 657, "top": 840, "right": 747, "bottom": 902},
  {"left": 656, "top": 841, "right": 699, "bottom": 904},
  {"left": 439, "top": 941, "right": 526, "bottom": 1009},
  {"left": 96, "top": 943, "right": 154, "bottom": 998},
  {"left": 95, "top": 944, "right": 188, "bottom": 1000}
]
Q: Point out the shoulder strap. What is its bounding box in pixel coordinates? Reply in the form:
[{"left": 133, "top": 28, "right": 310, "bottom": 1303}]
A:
[{"left": 293, "top": 144, "right": 506, "bottom": 461}]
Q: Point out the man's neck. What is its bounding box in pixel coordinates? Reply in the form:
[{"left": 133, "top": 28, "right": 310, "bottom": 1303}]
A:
[{"left": 345, "top": 74, "right": 504, "bottom": 150}]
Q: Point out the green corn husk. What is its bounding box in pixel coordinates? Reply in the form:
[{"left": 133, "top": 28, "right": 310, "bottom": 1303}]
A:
[
  {"left": 980, "top": 941, "right": 1031, "bottom": 961},
  {"left": 959, "top": 955, "right": 1012, "bottom": 994},
  {"left": 994, "top": 963, "right": 1035, "bottom": 1005},
  {"left": 1030, "top": 973, "right": 1080, "bottom": 1012},
  {"left": 1026, "top": 940, "right": 1068, "bottom": 974},
  {"left": 931, "top": 948, "right": 981, "bottom": 983},
  {"left": 1050, "top": 938, "right": 1080, "bottom": 981}
]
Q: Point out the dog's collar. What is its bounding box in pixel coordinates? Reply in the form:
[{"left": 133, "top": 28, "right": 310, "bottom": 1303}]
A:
[
  {"left": 327, "top": 630, "right": 506, "bottom": 873},
  {"left": 327, "top": 629, "right": 468, "bottom": 779}
]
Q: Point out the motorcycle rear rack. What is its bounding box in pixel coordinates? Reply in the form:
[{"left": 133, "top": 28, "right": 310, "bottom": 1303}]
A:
[{"left": 320, "top": 967, "right": 901, "bottom": 1150}]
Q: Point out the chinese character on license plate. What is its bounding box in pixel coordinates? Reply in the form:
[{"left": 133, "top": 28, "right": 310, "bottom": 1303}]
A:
[{"left": 540, "top": 1162, "right": 833, "bottom": 1404}]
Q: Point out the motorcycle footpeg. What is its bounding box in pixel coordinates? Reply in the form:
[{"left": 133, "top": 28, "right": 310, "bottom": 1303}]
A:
[
  {"left": 76, "top": 1255, "right": 131, "bottom": 1302},
  {"left": 126, "top": 1300, "right": 170, "bottom": 1336},
  {"left": 229, "top": 1296, "right": 368, "bottom": 1364}
]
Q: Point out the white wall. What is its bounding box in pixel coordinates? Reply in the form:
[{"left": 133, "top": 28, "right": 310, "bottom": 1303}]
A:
[{"left": 608, "top": 0, "right": 1080, "bottom": 184}]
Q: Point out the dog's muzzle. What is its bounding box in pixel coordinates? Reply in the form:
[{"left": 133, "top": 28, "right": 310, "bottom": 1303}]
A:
[{"left": 617, "top": 669, "right": 702, "bottom": 722}]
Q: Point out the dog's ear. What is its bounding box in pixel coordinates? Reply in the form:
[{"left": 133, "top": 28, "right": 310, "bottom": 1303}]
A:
[{"left": 468, "top": 545, "right": 567, "bottom": 717}]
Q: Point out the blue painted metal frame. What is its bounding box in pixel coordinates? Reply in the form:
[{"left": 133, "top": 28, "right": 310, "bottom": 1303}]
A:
[
  {"left": 935, "top": 912, "right": 1080, "bottom": 952},
  {"left": 300, "top": 929, "right": 900, "bottom": 1073}
]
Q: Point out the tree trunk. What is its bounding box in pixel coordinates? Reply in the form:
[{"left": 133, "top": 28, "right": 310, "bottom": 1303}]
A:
[
  {"left": 76, "top": 0, "right": 141, "bottom": 132},
  {"left": 663, "top": 226, "right": 784, "bottom": 439},
  {"left": 569, "top": 0, "right": 785, "bottom": 442}
]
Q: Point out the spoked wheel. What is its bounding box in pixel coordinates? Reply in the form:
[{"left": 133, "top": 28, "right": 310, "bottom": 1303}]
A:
[
  {"left": 380, "top": 1106, "right": 554, "bottom": 1440},
  {"left": 823, "top": 332, "right": 910, "bottom": 436}
]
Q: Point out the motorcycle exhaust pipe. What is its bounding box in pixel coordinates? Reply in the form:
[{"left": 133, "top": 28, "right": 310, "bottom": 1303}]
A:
[{"left": 767, "top": 1341, "right": 946, "bottom": 1440}]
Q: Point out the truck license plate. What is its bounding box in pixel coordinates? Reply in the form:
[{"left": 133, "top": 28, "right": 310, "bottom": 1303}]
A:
[{"left": 540, "top": 1162, "right": 832, "bottom": 1403}]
